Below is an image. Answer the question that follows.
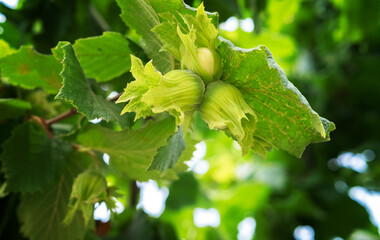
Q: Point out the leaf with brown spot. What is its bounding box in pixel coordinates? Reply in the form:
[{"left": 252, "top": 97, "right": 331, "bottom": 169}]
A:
[{"left": 0, "top": 46, "right": 62, "bottom": 94}]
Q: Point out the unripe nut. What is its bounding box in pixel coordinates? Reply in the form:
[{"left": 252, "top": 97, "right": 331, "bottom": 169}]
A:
[
  {"left": 142, "top": 70, "right": 205, "bottom": 114},
  {"left": 200, "top": 81, "right": 256, "bottom": 140},
  {"left": 181, "top": 46, "right": 222, "bottom": 84}
]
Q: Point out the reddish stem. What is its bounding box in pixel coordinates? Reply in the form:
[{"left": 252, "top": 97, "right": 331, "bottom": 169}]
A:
[
  {"left": 30, "top": 115, "right": 54, "bottom": 139},
  {"left": 46, "top": 107, "right": 77, "bottom": 126}
]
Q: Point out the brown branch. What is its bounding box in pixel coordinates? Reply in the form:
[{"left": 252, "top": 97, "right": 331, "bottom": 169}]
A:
[
  {"left": 44, "top": 92, "right": 121, "bottom": 127},
  {"left": 46, "top": 107, "right": 77, "bottom": 126},
  {"left": 129, "top": 180, "right": 139, "bottom": 208},
  {"left": 30, "top": 115, "right": 54, "bottom": 139}
]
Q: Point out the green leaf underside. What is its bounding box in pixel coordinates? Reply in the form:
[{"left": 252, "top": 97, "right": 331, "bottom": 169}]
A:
[
  {"left": 117, "top": 55, "right": 161, "bottom": 120},
  {"left": 73, "top": 32, "right": 132, "bottom": 82},
  {"left": 148, "top": 128, "right": 186, "bottom": 171},
  {"left": 76, "top": 117, "right": 178, "bottom": 181},
  {"left": 0, "top": 46, "right": 62, "bottom": 93},
  {"left": 18, "top": 151, "right": 91, "bottom": 240},
  {"left": 217, "top": 39, "right": 335, "bottom": 157},
  {"left": 1, "top": 121, "right": 71, "bottom": 192},
  {"left": 0, "top": 98, "right": 31, "bottom": 119},
  {"left": 116, "top": 0, "right": 173, "bottom": 73},
  {"left": 55, "top": 43, "right": 130, "bottom": 128},
  {"left": 64, "top": 170, "right": 107, "bottom": 226}
]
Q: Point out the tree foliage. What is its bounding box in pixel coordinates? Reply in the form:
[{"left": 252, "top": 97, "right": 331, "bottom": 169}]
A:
[{"left": 0, "top": 0, "right": 379, "bottom": 239}]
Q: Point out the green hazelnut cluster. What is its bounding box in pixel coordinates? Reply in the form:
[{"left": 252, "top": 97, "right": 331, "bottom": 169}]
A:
[{"left": 117, "top": 3, "right": 257, "bottom": 155}]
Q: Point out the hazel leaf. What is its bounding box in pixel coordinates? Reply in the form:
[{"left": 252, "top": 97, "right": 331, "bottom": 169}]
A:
[
  {"left": 217, "top": 39, "right": 335, "bottom": 157},
  {"left": 72, "top": 32, "right": 132, "bottom": 82}
]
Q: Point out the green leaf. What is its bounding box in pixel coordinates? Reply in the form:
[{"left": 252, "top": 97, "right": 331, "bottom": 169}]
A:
[
  {"left": 73, "top": 32, "right": 132, "bottom": 82},
  {"left": 1, "top": 121, "right": 72, "bottom": 192},
  {"left": 166, "top": 172, "right": 199, "bottom": 210},
  {"left": 64, "top": 170, "right": 107, "bottom": 226},
  {"left": 18, "top": 151, "right": 92, "bottom": 240},
  {"left": 115, "top": 0, "right": 173, "bottom": 73},
  {"left": 76, "top": 116, "right": 177, "bottom": 181},
  {"left": 148, "top": 0, "right": 183, "bottom": 13},
  {"left": 0, "top": 98, "right": 31, "bottom": 119},
  {"left": 217, "top": 40, "right": 335, "bottom": 157},
  {"left": 148, "top": 128, "right": 186, "bottom": 172},
  {"left": 52, "top": 41, "right": 71, "bottom": 61},
  {"left": 0, "top": 39, "right": 15, "bottom": 58},
  {"left": 55, "top": 43, "right": 131, "bottom": 128},
  {"left": 122, "top": 210, "right": 178, "bottom": 240},
  {"left": 0, "top": 46, "right": 62, "bottom": 93}
]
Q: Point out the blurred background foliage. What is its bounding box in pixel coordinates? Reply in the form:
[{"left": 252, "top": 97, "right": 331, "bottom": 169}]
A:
[{"left": 1, "top": 0, "right": 380, "bottom": 239}]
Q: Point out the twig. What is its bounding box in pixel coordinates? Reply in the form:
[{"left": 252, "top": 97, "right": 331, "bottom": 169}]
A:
[
  {"left": 30, "top": 115, "right": 54, "bottom": 139},
  {"left": 129, "top": 180, "right": 139, "bottom": 208},
  {"left": 46, "top": 107, "right": 77, "bottom": 126},
  {"left": 44, "top": 92, "right": 121, "bottom": 127}
]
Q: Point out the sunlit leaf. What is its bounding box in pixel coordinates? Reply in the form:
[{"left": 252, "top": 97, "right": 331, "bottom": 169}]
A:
[
  {"left": 73, "top": 32, "right": 132, "bottom": 82},
  {"left": 0, "top": 46, "right": 62, "bottom": 93},
  {"left": 217, "top": 39, "right": 335, "bottom": 157}
]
